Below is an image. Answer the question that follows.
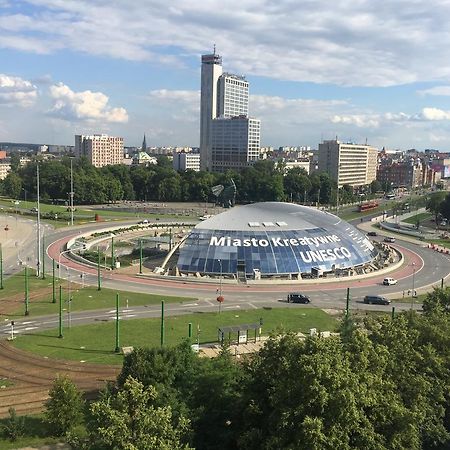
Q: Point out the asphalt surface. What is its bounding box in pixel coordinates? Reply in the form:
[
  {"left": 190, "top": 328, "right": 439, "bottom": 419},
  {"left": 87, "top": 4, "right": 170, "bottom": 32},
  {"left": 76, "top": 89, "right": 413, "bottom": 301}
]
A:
[{"left": 1, "top": 210, "right": 449, "bottom": 336}]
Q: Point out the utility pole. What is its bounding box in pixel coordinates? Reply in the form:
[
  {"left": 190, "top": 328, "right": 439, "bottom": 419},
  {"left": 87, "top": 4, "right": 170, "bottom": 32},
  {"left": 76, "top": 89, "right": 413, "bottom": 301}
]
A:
[
  {"left": 41, "top": 233, "right": 45, "bottom": 279},
  {"left": 139, "top": 239, "right": 143, "bottom": 274},
  {"left": 52, "top": 258, "right": 56, "bottom": 303},
  {"left": 0, "top": 243, "right": 3, "bottom": 290},
  {"left": 345, "top": 287, "right": 350, "bottom": 317},
  {"left": 160, "top": 300, "right": 165, "bottom": 347},
  {"left": 97, "top": 246, "right": 101, "bottom": 291},
  {"left": 36, "top": 163, "right": 41, "bottom": 278},
  {"left": 24, "top": 265, "right": 29, "bottom": 316},
  {"left": 110, "top": 235, "right": 115, "bottom": 270},
  {"left": 58, "top": 285, "right": 63, "bottom": 338},
  {"left": 70, "top": 158, "right": 74, "bottom": 226},
  {"left": 115, "top": 293, "right": 120, "bottom": 353}
]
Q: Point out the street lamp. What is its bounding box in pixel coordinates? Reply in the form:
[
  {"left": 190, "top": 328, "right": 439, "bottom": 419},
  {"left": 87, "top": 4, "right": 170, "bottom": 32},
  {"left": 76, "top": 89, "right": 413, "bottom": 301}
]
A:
[
  {"left": 218, "top": 259, "right": 223, "bottom": 296},
  {"left": 58, "top": 249, "right": 72, "bottom": 279},
  {"left": 410, "top": 262, "right": 416, "bottom": 309},
  {"left": 216, "top": 259, "right": 224, "bottom": 313}
]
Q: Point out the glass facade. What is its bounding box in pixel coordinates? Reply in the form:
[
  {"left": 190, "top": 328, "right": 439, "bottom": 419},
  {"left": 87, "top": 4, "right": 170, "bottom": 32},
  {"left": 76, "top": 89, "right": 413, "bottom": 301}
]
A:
[{"left": 177, "top": 225, "right": 377, "bottom": 277}]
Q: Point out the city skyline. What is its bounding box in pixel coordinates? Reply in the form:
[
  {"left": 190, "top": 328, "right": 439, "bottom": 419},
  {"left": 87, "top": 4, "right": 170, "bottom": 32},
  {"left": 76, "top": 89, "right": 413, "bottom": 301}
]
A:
[{"left": 2, "top": 1, "right": 450, "bottom": 150}]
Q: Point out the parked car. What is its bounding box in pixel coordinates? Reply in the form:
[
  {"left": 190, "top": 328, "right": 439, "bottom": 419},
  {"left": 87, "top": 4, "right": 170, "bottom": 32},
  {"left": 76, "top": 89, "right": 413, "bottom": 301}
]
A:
[
  {"left": 140, "top": 219, "right": 149, "bottom": 224},
  {"left": 287, "top": 293, "right": 311, "bottom": 304},
  {"left": 384, "top": 236, "right": 396, "bottom": 243},
  {"left": 383, "top": 277, "right": 397, "bottom": 285},
  {"left": 363, "top": 295, "right": 391, "bottom": 305},
  {"left": 367, "top": 231, "right": 377, "bottom": 237}
]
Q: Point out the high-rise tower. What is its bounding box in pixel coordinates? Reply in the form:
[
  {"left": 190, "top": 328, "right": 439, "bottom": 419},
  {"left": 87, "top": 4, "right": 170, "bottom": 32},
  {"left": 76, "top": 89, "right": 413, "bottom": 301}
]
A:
[
  {"left": 200, "top": 52, "right": 223, "bottom": 171},
  {"left": 199, "top": 50, "right": 260, "bottom": 173}
]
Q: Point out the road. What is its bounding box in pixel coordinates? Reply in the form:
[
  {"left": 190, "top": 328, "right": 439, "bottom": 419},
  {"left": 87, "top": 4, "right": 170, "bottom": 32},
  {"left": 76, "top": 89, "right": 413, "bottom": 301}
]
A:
[{"left": 2, "top": 211, "right": 449, "bottom": 336}]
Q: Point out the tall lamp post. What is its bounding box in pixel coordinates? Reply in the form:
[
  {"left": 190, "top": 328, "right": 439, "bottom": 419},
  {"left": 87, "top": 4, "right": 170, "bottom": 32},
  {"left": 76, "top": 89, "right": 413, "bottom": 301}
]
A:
[
  {"left": 216, "top": 259, "right": 224, "bottom": 313},
  {"left": 36, "top": 163, "right": 41, "bottom": 278},
  {"left": 410, "top": 262, "right": 416, "bottom": 309},
  {"left": 69, "top": 157, "right": 74, "bottom": 226}
]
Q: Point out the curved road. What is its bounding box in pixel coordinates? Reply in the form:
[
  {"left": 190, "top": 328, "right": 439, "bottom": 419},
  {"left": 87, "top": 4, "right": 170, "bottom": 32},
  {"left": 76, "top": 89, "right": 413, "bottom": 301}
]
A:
[{"left": 1, "top": 214, "right": 449, "bottom": 337}]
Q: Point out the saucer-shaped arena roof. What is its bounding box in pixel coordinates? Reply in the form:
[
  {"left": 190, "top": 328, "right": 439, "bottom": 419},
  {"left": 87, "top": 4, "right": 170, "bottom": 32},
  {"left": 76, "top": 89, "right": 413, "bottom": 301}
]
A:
[{"left": 177, "top": 202, "right": 377, "bottom": 277}]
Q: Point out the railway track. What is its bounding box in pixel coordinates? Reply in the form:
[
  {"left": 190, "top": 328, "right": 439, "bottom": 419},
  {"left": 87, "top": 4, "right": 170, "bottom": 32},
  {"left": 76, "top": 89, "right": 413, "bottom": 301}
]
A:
[{"left": 0, "top": 341, "right": 120, "bottom": 418}]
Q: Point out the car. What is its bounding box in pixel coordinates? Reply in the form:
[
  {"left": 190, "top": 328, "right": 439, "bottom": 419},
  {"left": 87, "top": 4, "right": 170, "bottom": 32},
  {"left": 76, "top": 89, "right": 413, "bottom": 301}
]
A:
[
  {"left": 367, "top": 231, "right": 377, "bottom": 237},
  {"left": 140, "top": 219, "right": 149, "bottom": 224},
  {"left": 363, "top": 295, "right": 391, "bottom": 305},
  {"left": 384, "top": 236, "right": 395, "bottom": 243},
  {"left": 383, "top": 277, "right": 397, "bottom": 285},
  {"left": 287, "top": 293, "right": 311, "bottom": 304}
]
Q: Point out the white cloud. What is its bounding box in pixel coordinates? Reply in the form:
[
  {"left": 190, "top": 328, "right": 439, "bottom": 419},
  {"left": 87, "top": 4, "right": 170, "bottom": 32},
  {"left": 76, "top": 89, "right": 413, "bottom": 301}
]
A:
[
  {"left": 2, "top": 1, "right": 450, "bottom": 86},
  {"left": 48, "top": 82, "right": 128, "bottom": 123},
  {"left": 331, "top": 114, "right": 380, "bottom": 128},
  {"left": 421, "top": 107, "right": 450, "bottom": 121},
  {"left": 0, "top": 74, "right": 37, "bottom": 106},
  {"left": 417, "top": 86, "right": 450, "bottom": 96}
]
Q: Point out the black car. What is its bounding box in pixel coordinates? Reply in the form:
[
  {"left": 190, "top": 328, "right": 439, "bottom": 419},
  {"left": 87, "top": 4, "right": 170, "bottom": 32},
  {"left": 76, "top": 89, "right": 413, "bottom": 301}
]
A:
[
  {"left": 367, "top": 231, "right": 377, "bottom": 237},
  {"left": 287, "top": 293, "right": 311, "bottom": 304},
  {"left": 363, "top": 295, "right": 391, "bottom": 305}
]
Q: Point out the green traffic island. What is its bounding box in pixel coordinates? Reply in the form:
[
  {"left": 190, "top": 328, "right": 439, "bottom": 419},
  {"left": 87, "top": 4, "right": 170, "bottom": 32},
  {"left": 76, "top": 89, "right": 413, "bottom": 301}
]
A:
[
  {"left": 0, "top": 269, "right": 195, "bottom": 319},
  {"left": 10, "top": 308, "right": 338, "bottom": 365}
]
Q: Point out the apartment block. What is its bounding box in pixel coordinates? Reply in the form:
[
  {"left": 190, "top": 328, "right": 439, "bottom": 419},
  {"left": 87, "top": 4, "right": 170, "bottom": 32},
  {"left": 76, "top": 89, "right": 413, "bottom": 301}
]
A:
[
  {"left": 75, "top": 134, "right": 124, "bottom": 167},
  {"left": 318, "top": 140, "right": 378, "bottom": 188}
]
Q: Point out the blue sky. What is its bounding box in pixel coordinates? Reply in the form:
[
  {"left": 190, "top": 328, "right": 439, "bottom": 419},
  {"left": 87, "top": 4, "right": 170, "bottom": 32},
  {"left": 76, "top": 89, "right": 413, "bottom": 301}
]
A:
[{"left": 1, "top": 0, "right": 450, "bottom": 150}]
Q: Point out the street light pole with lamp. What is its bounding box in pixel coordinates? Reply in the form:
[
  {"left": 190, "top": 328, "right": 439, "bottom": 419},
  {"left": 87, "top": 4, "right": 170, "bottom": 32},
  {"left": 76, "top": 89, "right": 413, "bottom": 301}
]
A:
[
  {"left": 216, "top": 259, "right": 224, "bottom": 313},
  {"left": 410, "top": 261, "right": 416, "bottom": 309}
]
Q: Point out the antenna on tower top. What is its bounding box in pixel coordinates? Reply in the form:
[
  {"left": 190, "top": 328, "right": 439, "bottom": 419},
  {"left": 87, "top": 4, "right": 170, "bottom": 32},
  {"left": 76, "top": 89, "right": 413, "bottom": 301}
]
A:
[{"left": 213, "top": 43, "right": 216, "bottom": 54}]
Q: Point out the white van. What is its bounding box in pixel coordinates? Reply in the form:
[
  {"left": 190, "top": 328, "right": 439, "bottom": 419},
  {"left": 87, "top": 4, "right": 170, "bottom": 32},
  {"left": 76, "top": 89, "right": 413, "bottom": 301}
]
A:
[{"left": 383, "top": 277, "right": 397, "bottom": 285}]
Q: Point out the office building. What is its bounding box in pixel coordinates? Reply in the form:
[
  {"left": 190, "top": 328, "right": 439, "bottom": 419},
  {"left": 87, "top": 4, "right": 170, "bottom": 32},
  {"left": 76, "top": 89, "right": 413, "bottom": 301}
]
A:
[
  {"left": 211, "top": 117, "right": 260, "bottom": 172},
  {"left": 318, "top": 140, "right": 378, "bottom": 188},
  {"left": 173, "top": 151, "right": 201, "bottom": 172},
  {"left": 75, "top": 134, "right": 123, "bottom": 167},
  {"left": 200, "top": 51, "right": 260, "bottom": 172},
  {"left": 217, "top": 73, "right": 249, "bottom": 118}
]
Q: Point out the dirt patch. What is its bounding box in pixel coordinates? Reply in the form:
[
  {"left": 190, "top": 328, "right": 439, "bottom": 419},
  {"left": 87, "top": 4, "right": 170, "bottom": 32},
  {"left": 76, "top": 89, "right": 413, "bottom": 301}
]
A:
[{"left": 0, "top": 341, "right": 120, "bottom": 418}]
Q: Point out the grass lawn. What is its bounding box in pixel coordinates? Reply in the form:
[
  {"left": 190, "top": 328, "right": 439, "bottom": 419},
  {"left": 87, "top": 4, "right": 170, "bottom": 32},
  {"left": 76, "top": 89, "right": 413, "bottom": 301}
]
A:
[
  {"left": 0, "top": 198, "right": 194, "bottom": 227},
  {"left": 12, "top": 308, "right": 338, "bottom": 364},
  {"left": 403, "top": 212, "right": 432, "bottom": 224},
  {"left": 0, "top": 270, "right": 195, "bottom": 318}
]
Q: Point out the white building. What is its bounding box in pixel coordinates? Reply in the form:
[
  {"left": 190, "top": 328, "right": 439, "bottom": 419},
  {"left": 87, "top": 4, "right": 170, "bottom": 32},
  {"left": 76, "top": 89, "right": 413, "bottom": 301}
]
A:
[
  {"left": 0, "top": 159, "right": 11, "bottom": 180},
  {"left": 173, "top": 151, "right": 201, "bottom": 171},
  {"left": 217, "top": 73, "right": 249, "bottom": 118},
  {"left": 211, "top": 117, "right": 260, "bottom": 172},
  {"left": 200, "top": 53, "right": 223, "bottom": 171},
  {"left": 318, "top": 140, "right": 378, "bottom": 188},
  {"left": 75, "top": 134, "right": 124, "bottom": 168},
  {"left": 199, "top": 51, "right": 261, "bottom": 173}
]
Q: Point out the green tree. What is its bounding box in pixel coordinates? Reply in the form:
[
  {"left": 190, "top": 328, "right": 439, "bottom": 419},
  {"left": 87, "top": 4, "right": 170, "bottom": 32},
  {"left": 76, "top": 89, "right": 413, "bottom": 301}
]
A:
[
  {"left": 1, "top": 172, "right": 22, "bottom": 199},
  {"left": 422, "top": 286, "right": 450, "bottom": 314},
  {"left": 283, "top": 167, "right": 311, "bottom": 202},
  {"left": 426, "top": 192, "right": 447, "bottom": 223},
  {"left": 440, "top": 192, "right": 450, "bottom": 221},
  {"left": 44, "top": 375, "right": 84, "bottom": 436},
  {"left": 89, "top": 376, "right": 193, "bottom": 450},
  {"left": 1, "top": 407, "right": 25, "bottom": 441},
  {"left": 370, "top": 179, "right": 382, "bottom": 194}
]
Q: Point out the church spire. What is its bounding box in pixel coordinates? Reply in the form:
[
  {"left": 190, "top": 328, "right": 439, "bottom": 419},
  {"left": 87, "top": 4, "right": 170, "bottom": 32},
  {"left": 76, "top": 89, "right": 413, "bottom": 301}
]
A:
[{"left": 142, "top": 134, "right": 147, "bottom": 152}]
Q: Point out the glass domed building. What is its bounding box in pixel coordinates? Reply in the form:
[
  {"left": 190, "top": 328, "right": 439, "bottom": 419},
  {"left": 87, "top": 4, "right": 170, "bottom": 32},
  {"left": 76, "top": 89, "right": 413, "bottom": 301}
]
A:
[{"left": 176, "top": 202, "right": 378, "bottom": 279}]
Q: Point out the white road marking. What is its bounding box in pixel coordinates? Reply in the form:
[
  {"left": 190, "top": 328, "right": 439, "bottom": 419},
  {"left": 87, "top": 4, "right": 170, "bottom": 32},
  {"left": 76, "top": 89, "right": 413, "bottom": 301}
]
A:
[
  {"left": 248, "top": 303, "right": 258, "bottom": 309},
  {"left": 21, "top": 321, "right": 35, "bottom": 325},
  {"left": 184, "top": 303, "right": 199, "bottom": 307},
  {"left": 23, "top": 327, "right": 38, "bottom": 331}
]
